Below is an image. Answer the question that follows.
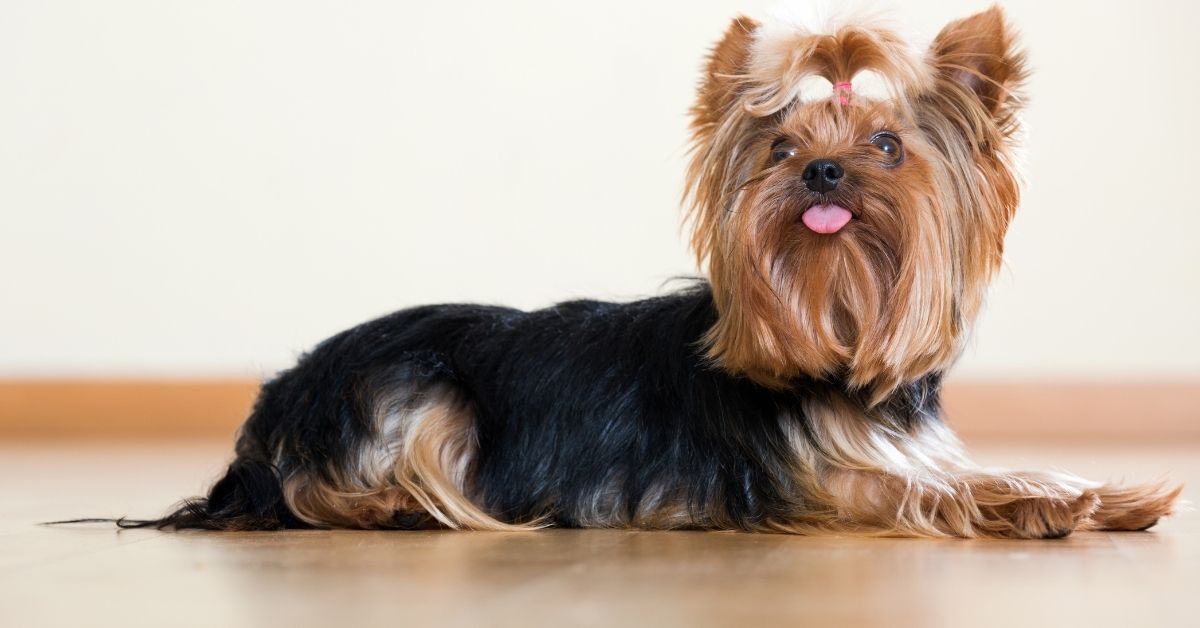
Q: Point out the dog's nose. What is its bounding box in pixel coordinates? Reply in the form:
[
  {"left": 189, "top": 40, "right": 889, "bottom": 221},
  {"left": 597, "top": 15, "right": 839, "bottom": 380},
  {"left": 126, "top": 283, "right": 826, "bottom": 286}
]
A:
[{"left": 802, "top": 159, "right": 845, "bottom": 193}]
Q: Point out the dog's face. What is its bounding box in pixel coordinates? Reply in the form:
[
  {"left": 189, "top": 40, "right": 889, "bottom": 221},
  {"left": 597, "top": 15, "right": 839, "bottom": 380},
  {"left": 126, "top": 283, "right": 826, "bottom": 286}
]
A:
[{"left": 687, "top": 8, "right": 1026, "bottom": 397}]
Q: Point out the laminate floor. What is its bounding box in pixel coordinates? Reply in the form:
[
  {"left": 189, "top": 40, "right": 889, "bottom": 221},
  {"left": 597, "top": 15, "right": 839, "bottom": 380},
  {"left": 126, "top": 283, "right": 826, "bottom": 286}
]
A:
[{"left": 2, "top": 440, "right": 1196, "bottom": 627}]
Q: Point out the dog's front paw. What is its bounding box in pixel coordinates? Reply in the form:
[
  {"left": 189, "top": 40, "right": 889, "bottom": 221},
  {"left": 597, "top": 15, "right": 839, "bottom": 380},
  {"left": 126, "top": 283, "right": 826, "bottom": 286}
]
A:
[
  {"left": 1085, "top": 482, "right": 1183, "bottom": 532},
  {"left": 986, "top": 490, "right": 1100, "bottom": 539}
]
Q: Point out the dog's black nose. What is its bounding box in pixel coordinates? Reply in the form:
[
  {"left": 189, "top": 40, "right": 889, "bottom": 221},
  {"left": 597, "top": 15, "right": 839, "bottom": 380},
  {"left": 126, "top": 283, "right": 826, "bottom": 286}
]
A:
[{"left": 802, "top": 159, "right": 845, "bottom": 193}]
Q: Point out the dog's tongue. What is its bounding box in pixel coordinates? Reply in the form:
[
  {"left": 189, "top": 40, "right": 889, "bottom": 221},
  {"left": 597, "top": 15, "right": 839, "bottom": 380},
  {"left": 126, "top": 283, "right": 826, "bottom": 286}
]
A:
[{"left": 802, "top": 204, "right": 853, "bottom": 234}]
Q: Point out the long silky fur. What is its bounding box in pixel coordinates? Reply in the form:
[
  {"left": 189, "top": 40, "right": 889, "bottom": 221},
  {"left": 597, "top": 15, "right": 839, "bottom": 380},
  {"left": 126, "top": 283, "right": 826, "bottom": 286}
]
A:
[{"left": 75, "top": 6, "right": 1179, "bottom": 537}]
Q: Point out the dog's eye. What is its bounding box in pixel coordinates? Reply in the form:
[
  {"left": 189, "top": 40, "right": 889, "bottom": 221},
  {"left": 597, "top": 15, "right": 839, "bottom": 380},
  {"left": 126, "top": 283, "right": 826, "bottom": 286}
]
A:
[
  {"left": 870, "top": 132, "right": 904, "bottom": 166},
  {"left": 770, "top": 138, "right": 797, "bottom": 164}
]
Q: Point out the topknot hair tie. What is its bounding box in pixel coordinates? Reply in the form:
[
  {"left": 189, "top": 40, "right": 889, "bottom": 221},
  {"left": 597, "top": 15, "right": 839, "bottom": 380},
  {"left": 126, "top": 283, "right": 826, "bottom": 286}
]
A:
[{"left": 835, "top": 81, "right": 853, "bottom": 106}]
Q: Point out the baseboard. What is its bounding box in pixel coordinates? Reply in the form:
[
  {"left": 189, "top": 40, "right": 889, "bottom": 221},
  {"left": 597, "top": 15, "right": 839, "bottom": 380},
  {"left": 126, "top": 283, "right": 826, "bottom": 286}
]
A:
[
  {"left": 940, "top": 381, "right": 1200, "bottom": 442},
  {"left": 0, "top": 379, "right": 1197, "bottom": 442},
  {"left": 0, "top": 379, "right": 258, "bottom": 439}
]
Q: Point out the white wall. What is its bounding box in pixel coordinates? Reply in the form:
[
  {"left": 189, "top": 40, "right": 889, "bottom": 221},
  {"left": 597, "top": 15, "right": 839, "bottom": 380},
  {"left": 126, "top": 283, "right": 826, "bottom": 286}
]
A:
[{"left": 2, "top": 0, "right": 1197, "bottom": 379}]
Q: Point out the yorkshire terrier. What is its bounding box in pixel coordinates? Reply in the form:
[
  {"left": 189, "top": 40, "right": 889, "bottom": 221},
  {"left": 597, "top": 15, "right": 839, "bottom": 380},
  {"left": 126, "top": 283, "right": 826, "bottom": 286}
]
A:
[{"left": 124, "top": 6, "right": 1179, "bottom": 538}]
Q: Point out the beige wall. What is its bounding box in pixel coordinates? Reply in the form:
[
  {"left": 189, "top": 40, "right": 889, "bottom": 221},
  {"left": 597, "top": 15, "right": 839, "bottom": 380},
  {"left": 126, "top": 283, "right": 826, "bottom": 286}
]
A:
[{"left": 1, "top": 0, "right": 1197, "bottom": 380}]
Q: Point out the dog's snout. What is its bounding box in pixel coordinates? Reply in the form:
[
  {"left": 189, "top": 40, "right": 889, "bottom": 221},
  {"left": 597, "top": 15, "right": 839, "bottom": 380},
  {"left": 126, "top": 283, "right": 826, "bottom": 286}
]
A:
[{"left": 802, "top": 159, "right": 845, "bottom": 193}]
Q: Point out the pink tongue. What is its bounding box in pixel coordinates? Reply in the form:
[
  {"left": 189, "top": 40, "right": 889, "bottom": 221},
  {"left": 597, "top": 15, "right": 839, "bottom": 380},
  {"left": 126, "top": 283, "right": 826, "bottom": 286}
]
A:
[{"left": 801, "top": 204, "right": 853, "bottom": 234}]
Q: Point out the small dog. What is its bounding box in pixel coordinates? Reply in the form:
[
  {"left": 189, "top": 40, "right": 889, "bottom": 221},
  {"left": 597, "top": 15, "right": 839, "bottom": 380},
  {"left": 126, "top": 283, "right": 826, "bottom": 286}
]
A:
[{"left": 133, "top": 6, "right": 1179, "bottom": 537}]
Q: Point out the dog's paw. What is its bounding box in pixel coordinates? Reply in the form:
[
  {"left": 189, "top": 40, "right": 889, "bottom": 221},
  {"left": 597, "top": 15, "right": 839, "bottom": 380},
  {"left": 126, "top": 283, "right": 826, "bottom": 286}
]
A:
[
  {"left": 1084, "top": 482, "right": 1183, "bottom": 532},
  {"left": 989, "top": 490, "right": 1100, "bottom": 539}
]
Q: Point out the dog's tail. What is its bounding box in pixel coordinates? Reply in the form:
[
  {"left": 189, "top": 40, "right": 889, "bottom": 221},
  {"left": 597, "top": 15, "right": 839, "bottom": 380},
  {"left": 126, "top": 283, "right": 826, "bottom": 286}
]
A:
[{"left": 44, "top": 458, "right": 306, "bottom": 531}]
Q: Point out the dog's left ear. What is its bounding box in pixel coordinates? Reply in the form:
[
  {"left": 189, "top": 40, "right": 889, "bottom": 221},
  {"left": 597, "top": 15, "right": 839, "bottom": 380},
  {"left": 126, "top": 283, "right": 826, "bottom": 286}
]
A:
[{"left": 929, "top": 6, "right": 1026, "bottom": 126}]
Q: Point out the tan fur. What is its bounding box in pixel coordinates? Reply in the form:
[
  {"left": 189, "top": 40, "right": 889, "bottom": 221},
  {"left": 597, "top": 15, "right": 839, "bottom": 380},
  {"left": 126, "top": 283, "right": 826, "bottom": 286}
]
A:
[
  {"left": 572, "top": 477, "right": 698, "bottom": 530},
  {"left": 1084, "top": 483, "right": 1185, "bottom": 532},
  {"left": 766, "top": 391, "right": 1176, "bottom": 538},
  {"left": 686, "top": 8, "right": 1024, "bottom": 400},
  {"left": 281, "top": 384, "right": 543, "bottom": 530},
  {"left": 683, "top": 7, "right": 1178, "bottom": 536}
]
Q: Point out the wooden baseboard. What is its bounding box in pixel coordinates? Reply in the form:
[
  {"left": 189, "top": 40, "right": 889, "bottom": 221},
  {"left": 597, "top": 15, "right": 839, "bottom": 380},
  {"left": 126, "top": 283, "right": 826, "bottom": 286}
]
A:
[
  {"left": 0, "top": 379, "right": 258, "bottom": 439},
  {"left": 940, "top": 381, "right": 1200, "bottom": 442},
  {"left": 0, "top": 379, "right": 1197, "bottom": 442}
]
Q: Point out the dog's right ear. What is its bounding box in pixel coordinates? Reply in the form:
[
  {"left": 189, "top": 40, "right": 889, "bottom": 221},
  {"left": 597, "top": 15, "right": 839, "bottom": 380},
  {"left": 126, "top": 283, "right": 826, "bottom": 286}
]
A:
[
  {"left": 686, "top": 17, "right": 760, "bottom": 264},
  {"left": 693, "top": 16, "right": 760, "bottom": 128}
]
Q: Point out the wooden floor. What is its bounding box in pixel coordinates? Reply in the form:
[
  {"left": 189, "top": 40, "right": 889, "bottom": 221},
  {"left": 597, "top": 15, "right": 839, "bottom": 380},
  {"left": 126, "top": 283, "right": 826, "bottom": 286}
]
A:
[{"left": 2, "top": 441, "right": 1196, "bottom": 627}]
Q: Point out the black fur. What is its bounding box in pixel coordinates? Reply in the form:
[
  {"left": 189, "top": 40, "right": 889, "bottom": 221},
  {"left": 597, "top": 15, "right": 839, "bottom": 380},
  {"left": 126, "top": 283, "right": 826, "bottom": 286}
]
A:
[{"left": 128, "top": 282, "right": 942, "bottom": 531}]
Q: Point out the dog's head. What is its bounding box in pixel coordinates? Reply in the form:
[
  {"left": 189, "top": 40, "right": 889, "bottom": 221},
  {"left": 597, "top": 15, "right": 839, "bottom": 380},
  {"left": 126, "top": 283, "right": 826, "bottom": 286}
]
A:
[{"left": 686, "top": 7, "right": 1026, "bottom": 397}]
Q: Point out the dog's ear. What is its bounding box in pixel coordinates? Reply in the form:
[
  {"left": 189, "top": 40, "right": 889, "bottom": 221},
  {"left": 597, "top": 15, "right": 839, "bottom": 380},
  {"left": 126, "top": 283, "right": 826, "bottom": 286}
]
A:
[
  {"left": 929, "top": 6, "right": 1026, "bottom": 126},
  {"left": 920, "top": 6, "right": 1026, "bottom": 341},
  {"left": 686, "top": 17, "right": 760, "bottom": 264},
  {"left": 692, "top": 16, "right": 759, "bottom": 135}
]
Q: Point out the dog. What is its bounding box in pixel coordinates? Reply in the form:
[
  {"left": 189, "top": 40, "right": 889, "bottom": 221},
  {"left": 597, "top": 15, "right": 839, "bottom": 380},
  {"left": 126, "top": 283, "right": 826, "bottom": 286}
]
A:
[{"left": 123, "top": 6, "right": 1180, "bottom": 538}]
